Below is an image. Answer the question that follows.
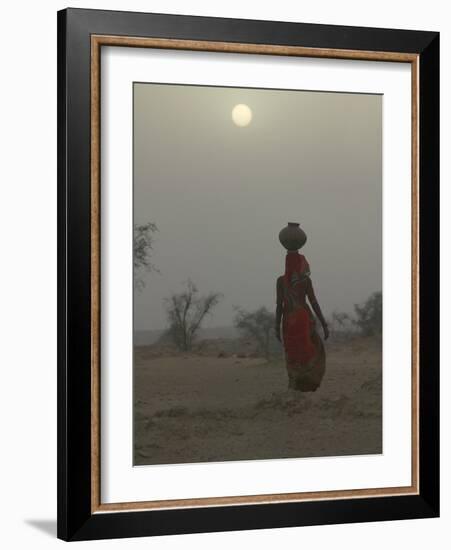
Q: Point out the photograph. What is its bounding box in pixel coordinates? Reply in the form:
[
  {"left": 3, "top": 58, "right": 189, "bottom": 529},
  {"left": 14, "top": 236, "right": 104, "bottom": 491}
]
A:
[
  {"left": 54, "top": 5, "right": 439, "bottom": 542},
  {"left": 132, "top": 82, "right": 383, "bottom": 466},
  {"left": 0, "top": 0, "right": 444, "bottom": 544}
]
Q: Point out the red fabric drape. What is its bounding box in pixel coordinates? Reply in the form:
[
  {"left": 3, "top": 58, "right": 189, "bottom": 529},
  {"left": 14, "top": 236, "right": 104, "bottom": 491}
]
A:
[
  {"left": 282, "top": 252, "right": 316, "bottom": 365},
  {"left": 284, "top": 251, "right": 309, "bottom": 286}
]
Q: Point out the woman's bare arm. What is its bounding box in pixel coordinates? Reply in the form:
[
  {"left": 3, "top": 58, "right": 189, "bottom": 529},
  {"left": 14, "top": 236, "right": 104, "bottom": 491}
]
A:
[{"left": 306, "top": 278, "right": 329, "bottom": 340}]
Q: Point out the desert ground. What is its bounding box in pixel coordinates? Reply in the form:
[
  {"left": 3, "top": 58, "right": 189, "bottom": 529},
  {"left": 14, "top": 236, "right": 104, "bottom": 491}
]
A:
[{"left": 133, "top": 336, "right": 382, "bottom": 465}]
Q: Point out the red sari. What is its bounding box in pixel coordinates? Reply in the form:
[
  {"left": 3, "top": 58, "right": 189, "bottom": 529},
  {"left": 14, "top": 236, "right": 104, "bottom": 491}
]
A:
[{"left": 277, "top": 252, "right": 326, "bottom": 391}]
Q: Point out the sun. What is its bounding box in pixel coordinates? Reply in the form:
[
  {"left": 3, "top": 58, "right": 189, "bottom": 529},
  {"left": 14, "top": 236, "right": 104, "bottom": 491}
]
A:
[{"left": 232, "top": 104, "right": 252, "bottom": 127}]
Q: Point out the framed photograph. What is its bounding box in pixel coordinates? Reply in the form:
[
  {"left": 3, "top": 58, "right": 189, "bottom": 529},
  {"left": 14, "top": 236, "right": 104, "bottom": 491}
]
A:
[{"left": 57, "top": 8, "right": 439, "bottom": 541}]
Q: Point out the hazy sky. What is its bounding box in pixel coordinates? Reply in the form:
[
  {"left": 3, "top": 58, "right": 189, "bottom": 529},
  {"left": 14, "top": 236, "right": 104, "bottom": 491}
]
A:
[{"left": 134, "top": 83, "right": 382, "bottom": 331}]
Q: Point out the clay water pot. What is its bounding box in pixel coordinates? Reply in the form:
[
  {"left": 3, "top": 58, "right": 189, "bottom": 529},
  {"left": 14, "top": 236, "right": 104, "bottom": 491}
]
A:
[{"left": 278, "top": 222, "right": 307, "bottom": 251}]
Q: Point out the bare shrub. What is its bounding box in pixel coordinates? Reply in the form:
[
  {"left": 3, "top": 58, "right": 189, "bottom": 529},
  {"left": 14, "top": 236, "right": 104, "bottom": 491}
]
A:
[{"left": 164, "top": 280, "right": 222, "bottom": 351}]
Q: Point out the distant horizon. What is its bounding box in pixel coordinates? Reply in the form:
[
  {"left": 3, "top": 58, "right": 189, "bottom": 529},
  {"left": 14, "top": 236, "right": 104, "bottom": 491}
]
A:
[{"left": 134, "top": 293, "right": 381, "bottom": 333}]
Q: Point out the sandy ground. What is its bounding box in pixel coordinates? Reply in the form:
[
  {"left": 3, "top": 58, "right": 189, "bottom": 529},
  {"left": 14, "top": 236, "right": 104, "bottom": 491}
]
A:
[{"left": 133, "top": 337, "right": 382, "bottom": 465}]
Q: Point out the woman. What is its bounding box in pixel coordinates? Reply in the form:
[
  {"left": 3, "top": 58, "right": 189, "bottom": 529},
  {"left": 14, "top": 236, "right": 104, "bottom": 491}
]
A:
[{"left": 275, "top": 224, "right": 329, "bottom": 391}]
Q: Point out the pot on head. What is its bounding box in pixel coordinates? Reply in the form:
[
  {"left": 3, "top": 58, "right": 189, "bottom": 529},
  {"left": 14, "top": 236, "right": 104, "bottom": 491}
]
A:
[{"left": 278, "top": 222, "right": 307, "bottom": 251}]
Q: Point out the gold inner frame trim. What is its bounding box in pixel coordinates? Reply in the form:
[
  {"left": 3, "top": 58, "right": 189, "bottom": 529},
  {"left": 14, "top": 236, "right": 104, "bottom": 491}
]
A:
[{"left": 90, "top": 34, "right": 420, "bottom": 514}]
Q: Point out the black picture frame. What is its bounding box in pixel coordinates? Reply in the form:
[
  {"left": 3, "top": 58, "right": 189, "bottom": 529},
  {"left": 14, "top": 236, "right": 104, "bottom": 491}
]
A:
[{"left": 57, "top": 7, "right": 439, "bottom": 541}]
